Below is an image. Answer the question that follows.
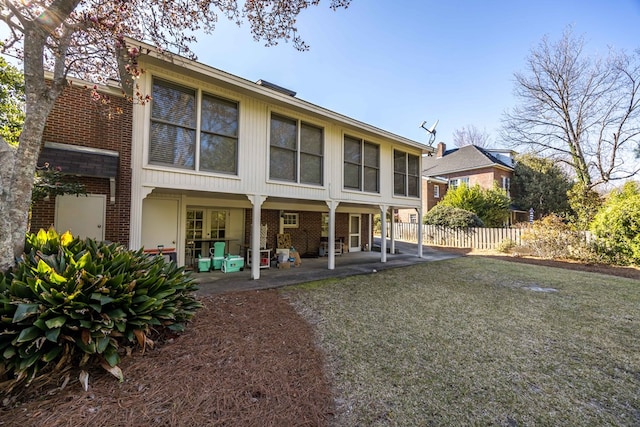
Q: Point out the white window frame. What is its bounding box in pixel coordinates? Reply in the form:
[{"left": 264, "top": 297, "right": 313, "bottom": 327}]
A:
[
  {"left": 434, "top": 184, "right": 440, "bottom": 198},
  {"left": 269, "top": 113, "right": 324, "bottom": 185},
  {"left": 343, "top": 135, "right": 380, "bottom": 193},
  {"left": 282, "top": 212, "right": 299, "bottom": 228},
  {"left": 149, "top": 77, "right": 239, "bottom": 175},
  {"left": 393, "top": 149, "right": 420, "bottom": 198}
]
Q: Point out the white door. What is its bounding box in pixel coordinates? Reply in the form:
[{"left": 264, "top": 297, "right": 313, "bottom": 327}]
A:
[
  {"left": 349, "top": 214, "right": 361, "bottom": 252},
  {"left": 55, "top": 194, "right": 105, "bottom": 240},
  {"left": 142, "top": 198, "right": 179, "bottom": 250}
]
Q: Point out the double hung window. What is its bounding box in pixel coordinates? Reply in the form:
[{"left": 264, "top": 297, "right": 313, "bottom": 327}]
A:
[
  {"left": 344, "top": 136, "right": 379, "bottom": 193},
  {"left": 149, "top": 78, "right": 238, "bottom": 174},
  {"left": 150, "top": 80, "right": 196, "bottom": 169},
  {"left": 393, "top": 150, "right": 420, "bottom": 197},
  {"left": 269, "top": 114, "right": 323, "bottom": 185}
]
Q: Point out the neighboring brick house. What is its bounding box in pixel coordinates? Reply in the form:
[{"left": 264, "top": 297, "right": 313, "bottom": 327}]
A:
[
  {"left": 31, "top": 39, "right": 435, "bottom": 280},
  {"left": 397, "top": 142, "right": 526, "bottom": 224}
]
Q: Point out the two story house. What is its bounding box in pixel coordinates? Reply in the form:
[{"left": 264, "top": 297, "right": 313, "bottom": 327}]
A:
[
  {"left": 31, "top": 40, "right": 434, "bottom": 279},
  {"left": 397, "top": 142, "right": 525, "bottom": 224}
]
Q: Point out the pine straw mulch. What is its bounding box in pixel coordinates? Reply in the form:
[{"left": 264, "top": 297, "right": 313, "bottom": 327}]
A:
[
  {"left": 1, "top": 290, "right": 333, "bottom": 427},
  {"left": 2, "top": 251, "right": 638, "bottom": 427}
]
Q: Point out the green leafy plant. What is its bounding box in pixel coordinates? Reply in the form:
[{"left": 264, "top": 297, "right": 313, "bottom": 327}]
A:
[
  {"left": 423, "top": 204, "right": 484, "bottom": 228},
  {"left": 439, "top": 183, "right": 510, "bottom": 227},
  {"left": 590, "top": 181, "right": 640, "bottom": 266},
  {"left": 567, "top": 183, "right": 602, "bottom": 230},
  {"left": 31, "top": 163, "right": 86, "bottom": 203},
  {"left": 0, "top": 228, "right": 201, "bottom": 392},
  {"left": 496, "top": 238, "right": 517, "bottom": 254}
]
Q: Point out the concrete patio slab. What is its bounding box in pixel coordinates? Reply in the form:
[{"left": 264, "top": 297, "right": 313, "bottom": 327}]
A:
[{"left": 193, "top": 241, "right": 460, "bottom": 296}]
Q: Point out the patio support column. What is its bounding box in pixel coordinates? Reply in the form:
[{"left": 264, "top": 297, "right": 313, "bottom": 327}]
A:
[
  {"left": 379, "top": 204, "right": 388, "bottom": 263},
  {"left": 248, "top": 194, "right": 267, "bottom": 280},
  {"left": 326, "top": 200, "right": 339, "bottom": 270},
  {"left": 390, "top": 206, "right": 396, "bottom": 255},
  {"left": 368, "top": 213, "right": 372, "bottom": 251},
  {"left": 129, "top": 186, "right": 154, "bottom": 251},
  {"left": 416, "top": 207, "right": 424, "bottom": 258}
]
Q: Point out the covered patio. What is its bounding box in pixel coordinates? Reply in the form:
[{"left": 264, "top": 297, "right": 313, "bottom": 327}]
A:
[{"left": 193, "top": 241, "right": 461, "bottom": 296}]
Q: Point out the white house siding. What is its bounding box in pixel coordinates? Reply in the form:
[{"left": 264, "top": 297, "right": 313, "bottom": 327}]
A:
[{"left": 129, "top": 46, "right": 430, "bottom": 273}]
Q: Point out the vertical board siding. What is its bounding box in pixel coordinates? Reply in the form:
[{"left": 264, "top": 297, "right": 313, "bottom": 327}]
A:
[{"left": 388, "top": 223, "right": 525, "bottom": 249}]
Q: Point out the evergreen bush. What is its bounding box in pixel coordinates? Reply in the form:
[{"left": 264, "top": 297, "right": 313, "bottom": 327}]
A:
[
  {"left": 590, "top": 182, "right": 640, "bottom": 266},
  {"left": 0, "top": 228, "right": 201, "bottom": 392},
  {"left": 424, "top": 204, "right": 484, "bottom": 228}
]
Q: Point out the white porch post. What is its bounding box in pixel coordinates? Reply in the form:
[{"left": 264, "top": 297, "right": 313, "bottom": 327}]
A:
[
  {"left": 326, "top": 200, "right": 339, "bottom": 270},
  {"left": 417, "top": 207, "right": 424, "bottom": 258},
  {"left": 368, "top": 213, "right": 372, "bottom": 251},
  {"left": 379, "top": 204, "right": 388, "bottom": 263},
  {"left": 248, "top": 195, "right": 266, "bottom": 280},
  {"left": 390, "top": 206, "right": 395, "bottom": 255},
  {"left": 129, "top": 186, "right": 154, "bottom": 250}
]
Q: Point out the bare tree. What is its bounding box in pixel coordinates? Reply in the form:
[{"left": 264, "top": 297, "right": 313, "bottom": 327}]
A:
[
  {"left": 502, "top": 27, "right": 640, "bottom": 189},
  {"left": 0, "top": 0, "right": 351, "bottom": 271},
  {"left": 452, "top": 124, "right": 491, "bottom": 148}
]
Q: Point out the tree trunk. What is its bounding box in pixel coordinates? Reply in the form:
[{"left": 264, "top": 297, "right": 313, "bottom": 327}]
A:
[{"left": 0, "top": 28, "right": 62, "bottom": 272}]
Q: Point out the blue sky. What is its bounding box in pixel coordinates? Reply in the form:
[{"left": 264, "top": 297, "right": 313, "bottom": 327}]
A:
[{"left": 191, "top": 0, "right": 640, "bottom": 147}]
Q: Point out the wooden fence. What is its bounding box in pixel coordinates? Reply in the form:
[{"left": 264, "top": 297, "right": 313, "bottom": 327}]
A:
[{"left": 386, "top": 223, "right": 526, "bottom": 250}]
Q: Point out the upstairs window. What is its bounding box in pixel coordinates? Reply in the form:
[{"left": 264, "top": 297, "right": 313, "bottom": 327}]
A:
[
  {"left": 200, "top": 94, "right": 238, "bottom": 174},
  {"left": 149, "top": 78, "right": 239, "bottom": 174},
  {"left": 394, "top": 150, "right": 420, "bottom": 198},
  {"left": 270, "top": 114, "right": 323, "bottom": 185},
  {"left": 344, "top": 136, "right": 379, "bottom": 193},
  {"left": 150, "top": 79, "right": 196, "bottom": 169},
  {"left": 450, "top": 177, "right": 469, "bottom": 190},
  {"left": 434, "top": 184, "right": 440, "bottom": 198}
]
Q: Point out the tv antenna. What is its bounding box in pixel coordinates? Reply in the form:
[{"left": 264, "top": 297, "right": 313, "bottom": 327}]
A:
[{"left": 419, "top": 119, "right": 439, "bottom": 146}]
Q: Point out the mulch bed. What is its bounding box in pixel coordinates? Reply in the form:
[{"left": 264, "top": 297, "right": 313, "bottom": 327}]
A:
[
  {"left": 1, "top": 291, "right": 333, "bottom": 427},
  {"left": 1, "top": 250, "right": 637, "bottom": 426}
]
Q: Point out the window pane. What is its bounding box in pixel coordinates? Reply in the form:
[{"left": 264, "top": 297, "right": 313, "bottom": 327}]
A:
[
  {"left": 394, "top": 150, "right": 406, "bottom": 173},
  {"left": 344, "top": 136, "right": 362, "bottom": 164},
  {"left": 301, "top": 123, "right": 323, "bottom": 155},
  {"left": 344, "top": 163, "right": 361, "bottom": 189},
  {"left": 270, "top": 115, "right": 297, "bottom": 149},
  {"left": 301, "top": 153, "right": 322, "bottom": 185},
  {"left": 152, "top": 80, "right": 196, "bottom": 128},
  {"left": 270, "top": 147, "right": 296, "bottom": 181},
  {"left": 149, "top": 122, "right": 195, "bottom": 169},
  {"left": 408, "top": 176, "right": 419, "bottom": 197},
  {"left": 394, "top": 172, "right": 406, "bottom": 195},
  {"left": 200, "top": 134, "right": 237, "bottom": 174},
  {"left": 201, "top": 94, "right": 238, "bottom": 137},
  {"left": 364, "top": 166, "right": 379, "bottom": 193},
  {"left": 364, "top": 142, "right": 378, "bottom": 167},
  {"left": 408, "top": 154, "right": 419, "bottom": 175}
]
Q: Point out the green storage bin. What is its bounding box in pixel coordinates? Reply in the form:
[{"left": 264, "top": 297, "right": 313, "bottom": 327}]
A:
[
  {"left": 222, "top": 256, "right": 244, "bottom": 273},
  {"left": 197, "top": 257, "right": 211, "bottom": 272},
  {"left": 212, "top": 256, "right": 224, "bottom": 270}
]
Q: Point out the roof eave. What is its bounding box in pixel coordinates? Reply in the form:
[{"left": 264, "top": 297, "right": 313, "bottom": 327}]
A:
[{"left": 128, "top": 38, "right": 434, "bottom": 154}]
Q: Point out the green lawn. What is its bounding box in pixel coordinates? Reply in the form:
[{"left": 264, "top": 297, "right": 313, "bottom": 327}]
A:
[{"left": 285, "top": 257, "right": 640, "bottom": 426}]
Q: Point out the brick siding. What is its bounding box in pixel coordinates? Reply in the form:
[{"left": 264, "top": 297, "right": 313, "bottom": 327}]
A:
[{"left": 31, "top": 84, "right": 132, "bottom": 245}]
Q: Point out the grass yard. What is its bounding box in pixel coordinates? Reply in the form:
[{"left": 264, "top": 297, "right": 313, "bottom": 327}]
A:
[{"left": 286, "top": 257, "right": 640, "bottom": 426}]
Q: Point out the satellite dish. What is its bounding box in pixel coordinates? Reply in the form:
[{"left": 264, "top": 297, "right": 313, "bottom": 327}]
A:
[{"left": 419, "top": 119, "right": 439, "bottom": 146}]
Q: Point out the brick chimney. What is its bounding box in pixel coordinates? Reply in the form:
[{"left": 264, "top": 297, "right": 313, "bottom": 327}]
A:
[{"left": 436, "top": 142, "right": 446, "bottom": 158}]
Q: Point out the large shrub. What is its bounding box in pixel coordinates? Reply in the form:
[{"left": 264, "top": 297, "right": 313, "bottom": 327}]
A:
[
  {"left": 590, "top": 182, "right": 640, "bottom": 265},
  {"left": 517, "top": 215, "right": 594, "bottom": 260},
  {"left": 0, "top": 229, "right": 202, "bottom": 392},
  {"left": 424, "top": 204, "right": 484, "bottom": 228},
  {"left": 439, "top": 183, "right": 510, "bottom": 227}
]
